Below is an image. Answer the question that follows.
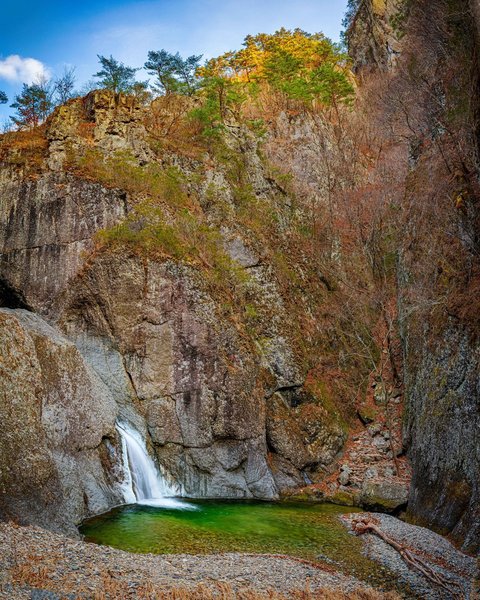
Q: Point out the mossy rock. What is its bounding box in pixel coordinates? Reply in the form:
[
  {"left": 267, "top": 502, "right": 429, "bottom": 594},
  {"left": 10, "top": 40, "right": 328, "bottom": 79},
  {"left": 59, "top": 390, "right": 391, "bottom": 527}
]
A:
[
  {"left": 325, "top": 489, "right": 360, "bottom": 507},
  {"left": 282, "top": 487, "right": 325, "bottom": 501},
  {"left": 357, "top": 406, "right": 377, "bottom": 425},
  {"left": 360, "top": 481, "right": 408, "bottom": 513}
]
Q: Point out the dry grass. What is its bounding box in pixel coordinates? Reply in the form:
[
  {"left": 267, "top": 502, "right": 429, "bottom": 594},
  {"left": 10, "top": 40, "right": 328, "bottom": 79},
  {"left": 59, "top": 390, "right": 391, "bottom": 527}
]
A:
[
  {"left": 10, "top": 558, "right": 400, "bottom": 600},
  {"left": 0, "top": 125, "right": 48, "bottom": 175},
  {"left": 7, "top": 548, "right": 401, "bottom": 600}
]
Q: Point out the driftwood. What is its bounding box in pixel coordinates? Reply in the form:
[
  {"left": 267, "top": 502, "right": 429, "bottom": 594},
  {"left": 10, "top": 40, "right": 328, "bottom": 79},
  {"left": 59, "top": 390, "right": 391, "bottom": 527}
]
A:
[{"left": 351, "top": 518, "right": 463, "bottom": 598}]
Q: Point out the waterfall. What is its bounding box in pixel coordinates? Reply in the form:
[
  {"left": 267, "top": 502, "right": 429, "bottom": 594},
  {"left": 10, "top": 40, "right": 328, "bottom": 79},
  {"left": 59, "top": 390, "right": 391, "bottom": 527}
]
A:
[{"left": 116, "top": 421, "right": 192, "bottom": 509}]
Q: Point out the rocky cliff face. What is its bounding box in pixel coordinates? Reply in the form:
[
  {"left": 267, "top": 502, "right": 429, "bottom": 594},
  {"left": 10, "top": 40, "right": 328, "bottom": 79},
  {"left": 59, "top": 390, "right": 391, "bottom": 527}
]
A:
[
  {"left": 401, "top": 3, "right": 480, "bottom": 555},
  {"left": 0, "top": 90, "right": 353, "bottom": 531},
  {"left": 0, "top": 308, "right": 122, "bottom": 535},
  {"left": 349, "top": 0, "right": 480, "bottom": 553},
  {"left": 402, "top": 325, "right": 480, "bottom": 553},
  {"left": 60, "top": 253, "right": 280, "bottom": 499},
  {"left": 346, "top": 0, "right": 402, "bottom": 71}
]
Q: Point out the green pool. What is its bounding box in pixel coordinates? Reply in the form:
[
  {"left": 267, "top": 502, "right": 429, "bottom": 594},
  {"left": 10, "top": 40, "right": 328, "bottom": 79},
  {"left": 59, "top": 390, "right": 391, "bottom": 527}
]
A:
[{"left": 80, "top": 499, "right": 400, "bottom": 591}]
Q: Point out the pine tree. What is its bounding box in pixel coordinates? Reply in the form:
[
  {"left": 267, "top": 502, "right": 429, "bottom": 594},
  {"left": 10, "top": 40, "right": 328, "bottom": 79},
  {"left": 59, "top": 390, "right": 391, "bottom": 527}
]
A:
[
  {"left": 10, "top": 83, "right": 52, "bottom": 129},
  {"left": 93, "top": 55, "right": 138, "bottom": 95},
  {"left": 144, "top": 50, "right": 202, "bottom": 95},
  {"left": 342, "top": 0, "right": 362, "bottom": 30},
  {"left": 0, "top": 91, "right": 7, "bottom": 104},
  {"left": 172, "top": 53, "right": 203, "bottom": 95},
  {"left": 144, "top": 50, "right": 179, "bottom": 95}
]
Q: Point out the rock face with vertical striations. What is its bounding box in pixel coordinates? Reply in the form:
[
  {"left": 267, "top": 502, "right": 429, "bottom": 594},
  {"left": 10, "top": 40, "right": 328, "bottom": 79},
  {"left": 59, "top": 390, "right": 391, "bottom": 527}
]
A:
[
  {"left": 349, "top": 0, "right": 480, "bottom": 553},
  {"left": 401, "top": 324, "right": 480, "bottom": 553}
]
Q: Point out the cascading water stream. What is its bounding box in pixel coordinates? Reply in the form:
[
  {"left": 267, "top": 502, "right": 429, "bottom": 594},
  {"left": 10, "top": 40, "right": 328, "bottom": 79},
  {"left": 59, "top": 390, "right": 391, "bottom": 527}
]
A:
[{"left": 116, "top": 421, "right": 193, "bottom": 509}]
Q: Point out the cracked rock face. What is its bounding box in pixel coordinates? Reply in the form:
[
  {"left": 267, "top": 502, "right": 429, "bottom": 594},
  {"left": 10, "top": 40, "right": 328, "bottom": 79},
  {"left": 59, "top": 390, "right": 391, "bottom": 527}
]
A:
[
  {"left": 60, "top": 253, "right": 278, "bottom": 499},
  {"left": 0, "top": 171, "right": 128, "bottom": 318}
]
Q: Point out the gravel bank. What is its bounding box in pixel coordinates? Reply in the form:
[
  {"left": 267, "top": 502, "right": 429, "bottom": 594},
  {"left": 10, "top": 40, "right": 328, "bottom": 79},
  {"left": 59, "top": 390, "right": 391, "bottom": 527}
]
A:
[
  {"left": 342, "top": 513, "right": 479, "bottom": 599},
  {"left": 0, "top": 522, "right": 393, "bottom": 599}
]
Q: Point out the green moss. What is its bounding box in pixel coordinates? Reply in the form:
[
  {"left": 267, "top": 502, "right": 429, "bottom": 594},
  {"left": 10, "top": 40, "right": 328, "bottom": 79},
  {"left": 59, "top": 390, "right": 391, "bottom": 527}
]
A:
[
  {"left": 97, "top": 209, "right": 186, "bottom": 260},
  {"left": 326, "top": 490, "right": 359, "bottom": 507},
  {"left": 389, "top": 0, "right": 412, "bottom": 39},
  {"left": 75, "top": 149, "right": 190, "bottom": 208},
  {"left": 357, "top": 406, "right": 377, "bottom": 424},
  {"left": 361, "top": 495, "right": 401, "bottom": 511},
  {"left": 96, "top": 201, "right": 250, "bottom": 299},
  {"left": 244, "top": 303, "right": 259, "bottom": 320}
]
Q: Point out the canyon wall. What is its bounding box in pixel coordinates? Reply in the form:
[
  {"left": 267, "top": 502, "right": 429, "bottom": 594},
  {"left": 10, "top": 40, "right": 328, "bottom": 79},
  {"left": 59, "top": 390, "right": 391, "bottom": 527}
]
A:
[
  {"left": 1, "top": 0, "right": 479, "bottom": 556},
  {"left": 349, "top": 0, "right": 480, "bottom": 553}
]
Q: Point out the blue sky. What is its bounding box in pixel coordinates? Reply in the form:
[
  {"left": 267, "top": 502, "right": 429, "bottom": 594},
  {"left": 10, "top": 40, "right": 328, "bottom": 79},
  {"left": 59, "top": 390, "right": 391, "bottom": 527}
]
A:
[{"left": 0, "top": 0, "right": 348, "bottom": 122}]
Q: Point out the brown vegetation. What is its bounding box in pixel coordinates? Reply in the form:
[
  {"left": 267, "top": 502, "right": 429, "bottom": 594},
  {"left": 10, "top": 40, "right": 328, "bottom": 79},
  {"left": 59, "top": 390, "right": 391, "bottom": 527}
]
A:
[
  {"left": 363, "top": 0, "right": 480, "bottom": 335},
  {"left": 9, "top": 558, "right": 400, "bottom": 600},
  {"left": 144, "top": 95, "right": 207, "bottom": 159},
  {"left": 0, "top": 124, "right": 48, "bottom": 175}
]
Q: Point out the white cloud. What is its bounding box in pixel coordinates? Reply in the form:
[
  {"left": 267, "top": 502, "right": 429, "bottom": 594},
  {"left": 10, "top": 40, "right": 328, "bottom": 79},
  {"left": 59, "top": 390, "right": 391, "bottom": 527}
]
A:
[{"left": 0, "top": 55, "right": 51, "bottom": 84}]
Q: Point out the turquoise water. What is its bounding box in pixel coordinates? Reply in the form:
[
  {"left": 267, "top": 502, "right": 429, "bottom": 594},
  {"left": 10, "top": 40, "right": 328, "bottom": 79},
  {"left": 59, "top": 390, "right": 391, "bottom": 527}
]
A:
[{"left": 80, "top": 500, "right": 397, "bottom": 589}]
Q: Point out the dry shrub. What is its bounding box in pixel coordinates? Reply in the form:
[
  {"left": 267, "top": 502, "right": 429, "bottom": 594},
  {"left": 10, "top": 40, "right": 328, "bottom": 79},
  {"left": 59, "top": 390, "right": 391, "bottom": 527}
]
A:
[
  {"left": 144, "top": 95, "right": 206, "bottom": 159},
  {"left": 129, "top": 584, "right": 401, "bottom": 600},
  {"left": 0, "top": 125, "right": 48, "bottom": 175}
]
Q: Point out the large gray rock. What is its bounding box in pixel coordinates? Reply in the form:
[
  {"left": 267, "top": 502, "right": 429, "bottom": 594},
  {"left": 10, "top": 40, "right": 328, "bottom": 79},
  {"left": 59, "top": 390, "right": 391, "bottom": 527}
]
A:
[
  {"left": 360, "top": 481, "right": 409, "bottom": 512},
  {"left": 266, "top": 393, "right": 346, "bottom": 472},
  {"left": 0, "top": 308, "right": 123, "bottom": 535},
  {"left": 0, "top": 171, "right": 127, "bottom": 317}
]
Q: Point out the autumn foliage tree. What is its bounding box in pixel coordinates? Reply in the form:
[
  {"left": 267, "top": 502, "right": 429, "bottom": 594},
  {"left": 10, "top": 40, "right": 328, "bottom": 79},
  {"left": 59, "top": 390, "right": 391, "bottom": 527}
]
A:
[{"left": 198, "top": 29, "right": 354, "bottom": 107}]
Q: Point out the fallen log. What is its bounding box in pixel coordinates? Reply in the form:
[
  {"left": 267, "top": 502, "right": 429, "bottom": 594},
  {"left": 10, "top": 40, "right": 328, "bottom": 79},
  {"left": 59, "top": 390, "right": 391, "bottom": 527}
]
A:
[{"left": 351, "top": 518, "right": 463, "bottom": 598}]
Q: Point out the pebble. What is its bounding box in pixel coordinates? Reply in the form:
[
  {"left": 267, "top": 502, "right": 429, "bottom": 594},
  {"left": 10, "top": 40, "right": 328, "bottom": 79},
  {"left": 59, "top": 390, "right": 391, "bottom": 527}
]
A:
[{"left": 0, "top": 522, "right": 384, "bottom": 599}]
